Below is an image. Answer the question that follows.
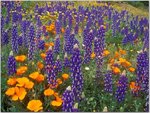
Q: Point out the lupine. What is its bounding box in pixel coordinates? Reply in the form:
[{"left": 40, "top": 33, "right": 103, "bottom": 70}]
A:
[
  {"left": 115, "top": 71, "right": 128, "bottom": 102},
  {"left": 18, "top": 34, "right": 23, "bottom": 46},
  {"left": 63, "top": 52, "right": 70, "bottom": 68},
  {"left": 11, "top": 24, "right": 18, "bottom": 53},
  {"left": 62, "top": 86, "right": 75, "bottom": 112},
  {"left": 28, "top": 38, "right": 36, "bottom": 61},
  {"left": 70, "top": 44, "right": 83, "bottom": 101},
  {"left": 7, "top": 51, "right": 16, "bottom": 75},
  {"left": 28, "top": 23, "right": 35, "bottom": 46},
  {"left": 54, "top": 55, "right": 62, "bottom": 74},
  {"left": 54, "top": 35, "right": 61, "bottom": 54},
  {"left": 104, "top": 65, "right": 113, "bottom": 93},
  {"left": 38, "top": 38, "right": 45, "bottom": 50},
  {"left": 47, "top": 67, "right": 57, "bottom": 87},
  {"left": 2, "top": 29, "right": 9, "bottom": 46},
  {"left": 12, "top": 11, "right": 18, "bottom": 23},
  {"left": 45, "top": 46, "right": 54, "bottom": 74},
  {"left": 55, "top": 20, "right": 61, "bottom": 34},
  {"left": 136, "top": 50, "right": 149, "bottom": 92},
  {"left": 21, "top": 20, "right": 28, "bottom": 47},
  {"left": 94, "top": 25, "right": 105, "bottom": 79}
]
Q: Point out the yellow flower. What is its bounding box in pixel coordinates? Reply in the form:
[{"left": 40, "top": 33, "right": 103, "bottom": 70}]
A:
[
  {"left": 15, "top": 55, "right": 26, "bottom": 62},
  {"left": 44, "top": 88, "right": 54, "bottom": 96},
  {"left": 7, "top": 78, "right": 16, "bottom": 86},
  {"left": 29, "top": 72, "right": 44, "bottom": 83},
  {"left": 27, "top": 100, "right": 43, "bottom": 112},
  {"left": 62, "top": 73, "right": 69, "bottom": 80}
]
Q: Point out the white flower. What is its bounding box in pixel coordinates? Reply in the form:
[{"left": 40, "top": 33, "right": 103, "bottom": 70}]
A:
[{"left": 85, "top": 67, "right": 90, "bottom": 70}]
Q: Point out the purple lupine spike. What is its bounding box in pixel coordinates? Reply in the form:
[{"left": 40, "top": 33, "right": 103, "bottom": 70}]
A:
[
  {"left": 47, "top": 67, "right": 56, "bottom": 87},
  {"left": 55, "top": 20, "right": 61, "bottom": 34},
  {"left": 94, "top": 26, "right": 105, "bottom": 80},
  {"left": 74, "top": 23, "right": 79, "bottom": 34},
  {"left": 54, "top": 35, "right": 61, "bottom": 54},
  {"left": 70, "top": 44, "right": 83, "bottom": 101},
  {"left": 143, "top": 29, "right": 149, "bottom": 50},
  {"left": 104, "top": 65, "right": 113, "bottom": 93},
  {"left": 64, "top": 52, "right": 70, "bottom": 68},
  {"left": 12, "top": 11, "right": 18, "bottom": 23},
  {"left": 62, "top": 86, "right": 75, "bottom": 112},
  {"left": 45, "top": 46, "right": 54, "bottom": 74},
  {"left": 115, "top": 71, "right": 128, "bottom": 103},
  {"left": 5, "top": 14, "right": 10, "bottom": 25},
  {"left": 54, "top": 55, "right": 62, "bottom": 74},
  {"left": 83, "top": 30, "right": 94, "bottom": 63},
  {"left": 136, "top": 50, "right": 149, "bottom": 92},
  {"left": 11, "top": 23, "right": 19, "bottom": 53},
  {"left": 21, "top": 20, "right": 28, "bottom": 47},
  {"left": 18, "top": 34, "right": 23, "bottom": 46},
  {"left": 2, "top": 29, "right": 9, "bottom": 46},
  {"left": 28, "top": 23, "right": 35, "bottom": 45},
  {"left": 38, "top": 38, "right": 45, "bottom": 50},
  {"left": 7, "top": 51, "right": 16, "bottom": 75},
  {"left": 28, "top": 38, "right": 36, "bottom": 61}
]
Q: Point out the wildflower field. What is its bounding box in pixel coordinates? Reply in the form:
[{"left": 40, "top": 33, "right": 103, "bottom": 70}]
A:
[{"left": 1, "top": 1, "right": 149, "bottom": 112}]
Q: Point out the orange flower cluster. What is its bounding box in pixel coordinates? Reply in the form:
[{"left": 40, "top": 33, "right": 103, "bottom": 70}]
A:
[
  {"left": 46, "top": 23, "right": 56, "bottom": 34},
  {"left": 5, "top": 77, "right": 34, "bottom": 101},
  {"left": 108, "top": 48, "right": 135, "bottom": 75},
  {"left": 16, "top": 66, "right": 28, "bottom": 76},
  {"left": 15, "top": 55, "right": 26, "bottom": 62},
  {"left": 29, "top": 72, "right": 45, "bottom": 83},
  {"left": 129, "top": 82, "right": 140, "bottom": 92}
]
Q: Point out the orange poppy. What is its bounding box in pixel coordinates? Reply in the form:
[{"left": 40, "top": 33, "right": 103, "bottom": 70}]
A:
[
  {"left": 119, "top": 49, "right": 126, "bottom": 55},
  {"left": 44, "top": 88, "right": 54, "bottom": 96},
  {"left": 129, "top": 82, "right": 140, "bottom": 92},
  {"left": 15, "top": 55, "right": 26, "bottom": 62},
  {"left": 16, "top": 66, "right": 28, "bottom": 76},
  {"left": 56, "top": 78, "right": 63, "bottom": 85},
  {"left": 90, "top": 52, "right": 96, "bottom": 59},
  {"left": 45, "top": 43, "right": 49, "bottom": 48},
  {"left": 103, "top": 50, "right": 110, "bottom": 57},
  {"left": 114, "top": 51, "right": 120, "bottom": 59},
  {"left": 40, "top": 53, "right": 46, "bottom": 59},
  {"left": 7, "top": 78, "right": 16, "bottom": 86},
  {"left": 51, "top": 100, "right": 62, "bottom": 107},
  {"left": 5, "top": 87, "right": 15, "bottom": 96},
  {"left": 109, "top": 58, "right": 115, "bottom": 65},
  {"left": 62, "top": 73, "right": 69, "bottom": 80},
  {"left": 128, "top": 67, "right": 135, "bottom": 72},
  {"left": 29, "top": 72, "right": 44, "bottom": 82},
  {"left": 36, "top": 74, "right": 45, "bottom": 83},
  {"left": 27, "top": 100, "right": 43, "bottom": 112},
  {"left": 37, "top": 62, "right": 44, "bottom": 70},
  {"left": 16, "top": 77, "right": 34, "bottom": 89},
  {"left": 49, "top": 42, "right": 54, "bottom": 47},
  {"left": 112, "top": 66, "right": 121, "bottom": 74},
  {"left": 61, "top": 28, "right": 65, "bottom": 33}
]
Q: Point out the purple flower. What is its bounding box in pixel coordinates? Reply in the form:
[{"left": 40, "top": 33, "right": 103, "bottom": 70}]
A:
[
  {"left": 115, "top": 71, "right": 128, "bottom": 102},
  {"left": 70, "top": 44, "right": 83, "bottom": 101},
  {"left": 54, "top": 35, "right": 61, "bottom": 54},
  {"left": 38, "top": 39, "right": 45, "bottom": 50},
  {"left": 11, "top": 24, "right": 18, "bottom": 53},
  {"left": 54, "top": 55, "right": 62, "bottom": 74},
  {"left": 62, "top": 86, "right": 75, "bottom": 112},
  {"left": 63, "top": 53, "right": 70, "bottom": 68},
  {"left": 55, "top": 20, "right": 61, "bottom": 34},
  {"left": 7, "top": 51, "right": 16, "bottom": 75}
]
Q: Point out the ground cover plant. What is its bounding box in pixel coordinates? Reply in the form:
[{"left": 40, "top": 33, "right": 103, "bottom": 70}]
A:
[{"left": 1, "top": 1, "right": 149, "bottom": 112}]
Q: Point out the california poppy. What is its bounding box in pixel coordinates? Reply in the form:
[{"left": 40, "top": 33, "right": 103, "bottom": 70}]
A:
[
  {"left": 7, "top": 78, "right": 16, "bottom": 86},
  {"left": 40, "top": 53, "right": 46, "bottom": 59},
  {"left": 16, "top": 66, "right": 28, "bottom": 76},
  {"left": 27, "top": 100, "right": 43, "bottom": 112},
  {"left": 103, "top": 50, "right": 110, "bottom": 57},
  {"left": 15, "top": 55, "right": 26, "bottom": 62},
  {"left": 62, "top": 73, "right": 69, "bottom": 80},
  {"left": 44, "top": 88, "right": 54, "bottom": 96},
  {"left": 128, "top": 67, "right": 135, "bottom": 72},
  {"left": 90, "top": 52, "right": 96, "bottom": 59}
]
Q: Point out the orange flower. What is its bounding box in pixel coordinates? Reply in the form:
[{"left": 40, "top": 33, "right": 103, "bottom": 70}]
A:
[
  {"left": 125, "top": 61, "right": 131, "bottom": 67},
  {"left": 109, "top": 58, "right": 115, "bottom": 65},
  {"left": 56, "top": 78, "right": 62, "bottom": 85},
  {"left": 7, "top": 78, "right": 16, "bottom": 86},
  {"left": 11, "top": 87, "right": 27, "bottom": 101},
  {"left": 128, "top": 67, "right": 135, "bottom": 72},
  {"left": 119, "top": 49, "right": 126, "bottom": 55},
  {"left": 114, "top": 51, "right": 120, "bottom": 59},
  {"left": 27, "top": 100, "right": 43, "bottom": 112},
  {"left": 62, "top": 73, "right": 69, "bottom": 80},
  {"left": 15, "top": 55, "right": 26, "bottom": 62},
  {"left": 51, "top": 100, "right": 62, "bottom": 107},
  {"left": 90, "top": 52, "right": 96, "bottom": 59},
  {"left": 29, "top": 72, "right": 44, "bottom": 82},
  {"left": 37, "top": 62, "right": 44, "bottom": 70},
  {"left": 16, "top": 66, "right": 28, "bottom": 76},
  {"left": 16, "top": 77, "right": 34, "bottom": 89},
  {"left": 36, "top": 74, "right": 45, "bottom": 82},
  {"left": 61, "top": 28, "right": 65, "bottom": 33},
  {"left": 45, "top": 43, "right": 49, "bottom": 48},
  {"left": 130, "top": 82, "right": 140, "bottom": 92},
  {"left": 103, "top": 50, "right": 110, "bottom": 57},
  {"left": 44, "top": 88, "right": 54, "bottom": 96},
  {"left": 112, "top": 66, "right": 121, "bottom": 74},
  {"left": 40, "top": 53, "right": 46, "bottom": 59},
  {"left": 5, "top": 87, "right": 15, "bottom": 96},
  {"left": 49, "top": 42, "right": 54, "bottom": 47}
]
